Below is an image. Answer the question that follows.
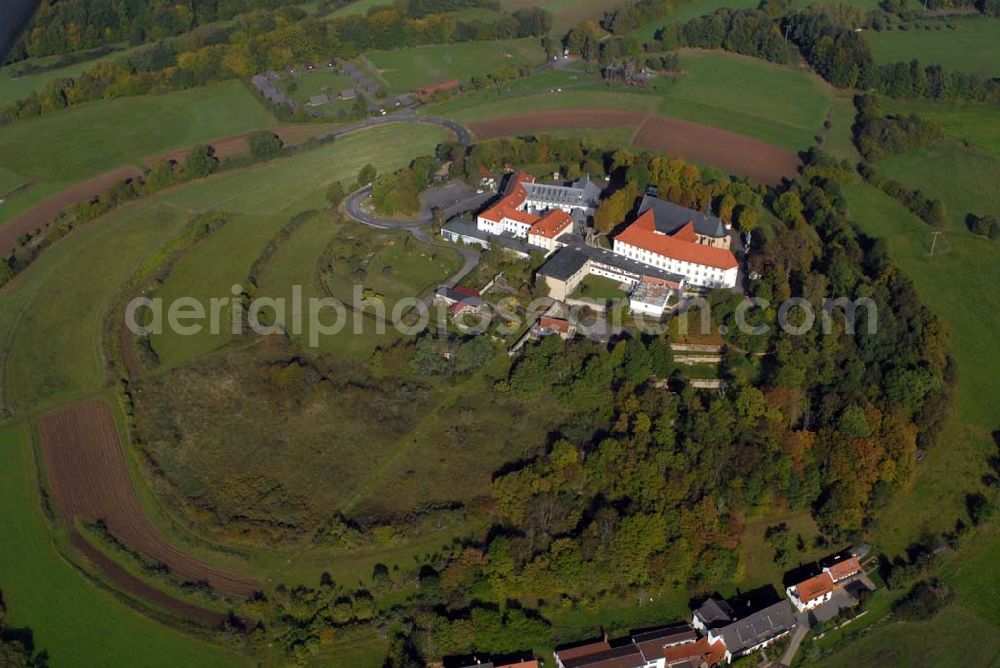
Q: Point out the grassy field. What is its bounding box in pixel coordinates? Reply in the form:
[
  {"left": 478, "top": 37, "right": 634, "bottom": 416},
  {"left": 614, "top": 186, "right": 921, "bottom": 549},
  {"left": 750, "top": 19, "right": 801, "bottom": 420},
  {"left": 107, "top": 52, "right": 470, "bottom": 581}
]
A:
[
  {"left": 432, "top": 50, "right": 830, "bottom": 151},
  {"left": 148, "top": 123, "right": 448, "bottom": 366},
  {"left": 572, "top": 274, "right": 630, "bottom": 302},
  {"left": 0, "top": 123, "right": 447, "bottom": 414},
  {"left": 0, "top": 202, "right": 192, "bottom": 416},
  {"left": 654, "top": 50, "right": 831, "bottom": 150},
  {"left": 822, "top": 94, "right": 861, "bottom": 162},
  {"left": 366, "top": 38, "right": 548, "bottom": 94},
  {"left": 866, "top": 18, "right": 1000, "bottom": 76},
  {"left": 0, "top": 81, "right": 276, "bottom": 228},
  {"left": 881, "top": 98, "right": 1000, "bottom": 158},
  {"left": 878, "top": 141, "right": 1000, "bottom": 232},
  {"left": 0, "top": 425, "right": 247, "bottom": 667}
]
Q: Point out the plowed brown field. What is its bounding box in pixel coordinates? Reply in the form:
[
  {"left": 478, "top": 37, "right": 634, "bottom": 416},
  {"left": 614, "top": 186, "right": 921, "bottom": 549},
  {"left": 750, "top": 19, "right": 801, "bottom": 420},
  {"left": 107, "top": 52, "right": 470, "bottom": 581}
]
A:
[
  {"left": 468, "top": 109, "right": 801, "bottom": 185},
  {"left": 38, "top": 399, "right": 259, "bottom": 601}
]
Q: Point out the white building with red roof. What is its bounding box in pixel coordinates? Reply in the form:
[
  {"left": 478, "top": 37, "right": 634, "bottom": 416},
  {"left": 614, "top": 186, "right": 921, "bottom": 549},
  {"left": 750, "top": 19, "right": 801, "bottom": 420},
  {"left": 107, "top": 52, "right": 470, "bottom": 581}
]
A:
[
  {"left": 785, "top": 572, "right": 834, "bottom": 612},
  {"left": 613, "top": 209, "right": 738, "bottom": 289}
]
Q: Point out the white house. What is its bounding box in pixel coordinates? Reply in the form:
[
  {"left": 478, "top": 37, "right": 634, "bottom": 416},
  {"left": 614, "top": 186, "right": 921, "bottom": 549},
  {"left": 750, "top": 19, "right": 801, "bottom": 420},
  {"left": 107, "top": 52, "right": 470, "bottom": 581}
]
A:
[
  {"left": 613, "top": 210, "right": 738, "bottom": 289},
  {"left": 786, "top": 572, "right": 834, "bottom": 612}
]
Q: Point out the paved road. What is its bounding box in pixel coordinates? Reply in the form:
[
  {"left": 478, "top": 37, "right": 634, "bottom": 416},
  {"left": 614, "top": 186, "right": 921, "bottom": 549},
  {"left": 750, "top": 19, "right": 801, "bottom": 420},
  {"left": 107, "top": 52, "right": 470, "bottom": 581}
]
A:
[
  {"left": 345, "top": 183, "right": 493, "bottom": 230},
  {"left": 779, "top": 614, "right": 810, "bottom": 667},
  {"left": 345, "top": 182, "right": 493, "bottom": 290}
]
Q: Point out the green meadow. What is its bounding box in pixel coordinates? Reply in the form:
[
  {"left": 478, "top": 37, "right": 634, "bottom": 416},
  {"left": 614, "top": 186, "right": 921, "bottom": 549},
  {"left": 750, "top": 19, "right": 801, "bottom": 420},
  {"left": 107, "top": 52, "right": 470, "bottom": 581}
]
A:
[
  {"left": 0, "top": 81, "right": 275, "bottom": 227},
  {"left": 655, "top": 50, "right": 831, "bottom": 150},
  {"left": 0, "top": 123, "right": 447, "bottom": 413},
  {"left": 0, "top": 425, "right": 247, "bottom": 668},
  {"left": 866, "top": 18, "right": 1000, "bottom": 76},
  {"left": 878, "top": 141, "right": 1000, "bottom": 230},
  {"left": 366, "top": 38, "right": 547, "bottom": 94},
  {"left": 147, "top": 123, "right": 448, "bottom": 366},
  {"left": 885, "top": 99, "right": 1000, "bottom": 158},
  {"left": 437, "top": 51, "right": 830, "bottom": 151},
  {"left": 0, "top": 202, "right": 192, "bottom": 415}
]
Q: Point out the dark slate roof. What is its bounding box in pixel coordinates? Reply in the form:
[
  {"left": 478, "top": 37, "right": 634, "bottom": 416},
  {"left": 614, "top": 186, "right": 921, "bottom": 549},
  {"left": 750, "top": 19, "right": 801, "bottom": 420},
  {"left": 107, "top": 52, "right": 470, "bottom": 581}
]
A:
[
  {"left": 637, "top": 194, "right": 728, "bottom": 239},
  {"left": 555, "top": 235, "right": 685, "bottom": 286},
  {"left": 537, "top": 247, "right": 589, "bottom": 281},
  {"left": 693, "top": 598, "right": 735, "bottom": 629},
  {"left": 524, "top": 176, "right": 602, "bottom": 210},
  {"left": 716, "top": 599, "right": 794, "bottom": 654}
]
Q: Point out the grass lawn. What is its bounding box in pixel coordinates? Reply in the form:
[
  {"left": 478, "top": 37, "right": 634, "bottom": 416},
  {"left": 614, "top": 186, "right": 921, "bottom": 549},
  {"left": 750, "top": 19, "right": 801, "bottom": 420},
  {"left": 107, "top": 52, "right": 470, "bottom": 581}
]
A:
[
  {"left": 148, "top": 124, "right": 448, "bottom": 366},
  {"left": 738, "top": 508, "right": 822, "bottom": 589},
  {"left": 435, "top": 51, "right": 830, "bottom": 151},
  {"left": 0, "top": 81, "right": 276, "bottom": 228},
  {"left": 0, "top": 202, "right": 191, "bottom": 416},
  {"left": 572, "top": 274, "right": 630, "bottom": 302},
  {"left": 881, "top": 98, "right": 1000, "bottom": 158},
  {"left": 823, "top": 94, "right": 861, "bottom": 163},
  {"left": 366, "top": 38, "right": 547, "bottom": 94},
  {"left": 0, "top": 425, "right": 247, "bottom": 667},
  {"left": 878, "top": 141, "right": 1000, "bottom": 230},
  {"left": 866, "top": 18, "right": 1000, "bottom": 76},
  {"left": 254, "top": 214, "right": 395, "bottom": 359},
  {"left": 653, "top": 50, "right": 831, "bottom": 150},
  {"left": 0, "top": 123, "right": 448, "bottom": 413}
]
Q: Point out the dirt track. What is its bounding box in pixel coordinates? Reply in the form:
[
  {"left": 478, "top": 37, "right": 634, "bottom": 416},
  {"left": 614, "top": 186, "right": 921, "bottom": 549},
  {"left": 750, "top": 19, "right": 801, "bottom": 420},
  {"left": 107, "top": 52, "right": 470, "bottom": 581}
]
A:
[
  {"left": 0, "top": 166, "right": 143, "bottom": 256},
  {"left": 468, "top": 109, "right": 801, "bottom": 185},
  {"left": 38, "top": 399, "right": 259, "bottom": 601}
]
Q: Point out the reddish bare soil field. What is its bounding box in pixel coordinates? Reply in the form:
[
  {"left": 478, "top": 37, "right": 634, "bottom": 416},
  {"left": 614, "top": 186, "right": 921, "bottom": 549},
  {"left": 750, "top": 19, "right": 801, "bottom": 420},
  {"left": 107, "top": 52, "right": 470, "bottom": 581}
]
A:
[
  {"left": 0, "top": 166, "right": 142, "bottom": 256},
  {"left": 38, "top": 399, "right": 259, "bottom": 599},
  {"left": 469, "top": 109, "right": 801, "bottom": 185}
]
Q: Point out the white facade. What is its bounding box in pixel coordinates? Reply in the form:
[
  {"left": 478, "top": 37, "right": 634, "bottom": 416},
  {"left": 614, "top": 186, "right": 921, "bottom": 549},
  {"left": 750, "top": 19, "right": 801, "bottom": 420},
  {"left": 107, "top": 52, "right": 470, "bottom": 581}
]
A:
[
  {"left": 527, "top": 231, "right": 560, "bottom": 252},
  {"left": 477, "top": 213, "right": 532, "bottom": 238},
  {"left": 613, "top": 239, "right": 738, "bottom": 289},
  {"left": 786, "top": 586, "right": 832, "bottom": 612}
]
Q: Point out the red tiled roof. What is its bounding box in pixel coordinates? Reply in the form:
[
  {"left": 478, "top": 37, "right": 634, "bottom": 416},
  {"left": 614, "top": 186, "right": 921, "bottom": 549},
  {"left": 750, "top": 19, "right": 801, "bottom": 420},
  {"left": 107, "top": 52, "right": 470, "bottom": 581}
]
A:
[
  {"left": 664, "top": 637, "right": 725, "bottom": 667},
  {"left": 479, "top": 172, "right": 537, "bottom": 225},
  {"left": 673, "top": 221, "right": 698, "bottom": 243},
  {"left": 616, "top": 210, "right": 738, "bottom": 270},
  {"left": 539, "top": 316, "right": 570, "bottom": 333},
  {"left": 792, "top": 572, "right": 834, "bottom": 604},
  {"left": 496, "top": 661, "right": 539, "bottom": 668},
  {"left": 825, "top": 556, "right": 861, "bottom": 582},
  {"left": 529, "top": 209, "right": 573, "bottom": 239}
]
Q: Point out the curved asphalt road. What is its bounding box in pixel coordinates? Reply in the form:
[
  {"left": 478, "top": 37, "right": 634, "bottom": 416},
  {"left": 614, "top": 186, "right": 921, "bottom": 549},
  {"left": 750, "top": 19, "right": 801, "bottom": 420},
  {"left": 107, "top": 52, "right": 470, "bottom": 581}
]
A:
[{"left": 345, "top": 182, "right": 492, "bottom": 289}]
